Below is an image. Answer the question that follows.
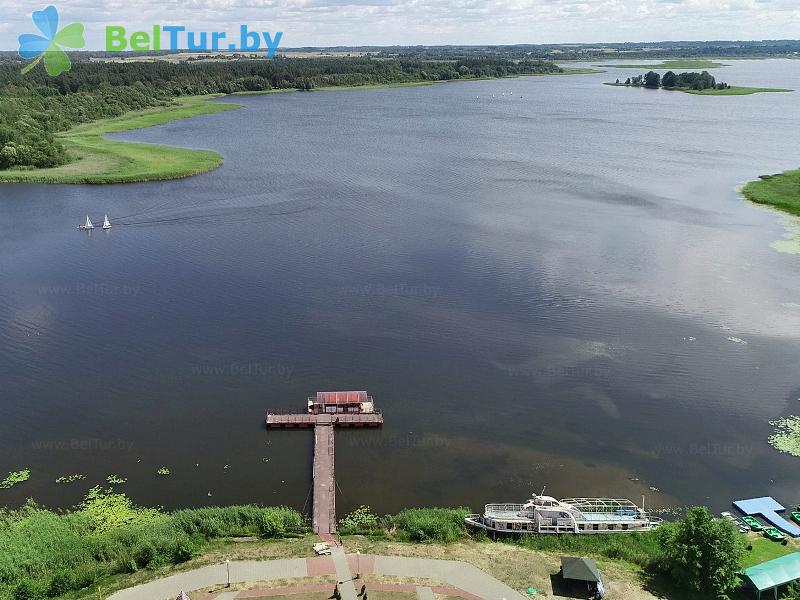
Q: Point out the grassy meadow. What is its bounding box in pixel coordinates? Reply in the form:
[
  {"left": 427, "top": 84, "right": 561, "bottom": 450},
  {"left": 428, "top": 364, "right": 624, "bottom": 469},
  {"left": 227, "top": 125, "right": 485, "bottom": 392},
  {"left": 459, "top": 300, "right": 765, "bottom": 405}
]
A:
[
  {"left": 0, "top": 96, "right": 239, "bottom": 185},
  {"left": 743, "top": 168, "right": 800, "bottom": 216}
]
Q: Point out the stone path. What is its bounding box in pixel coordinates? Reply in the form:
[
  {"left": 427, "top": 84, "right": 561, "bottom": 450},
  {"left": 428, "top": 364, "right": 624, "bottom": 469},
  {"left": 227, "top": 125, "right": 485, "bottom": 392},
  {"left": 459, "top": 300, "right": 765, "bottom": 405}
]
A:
[{"left": 108, "top": 553, "right": 527, "bottom": 600}]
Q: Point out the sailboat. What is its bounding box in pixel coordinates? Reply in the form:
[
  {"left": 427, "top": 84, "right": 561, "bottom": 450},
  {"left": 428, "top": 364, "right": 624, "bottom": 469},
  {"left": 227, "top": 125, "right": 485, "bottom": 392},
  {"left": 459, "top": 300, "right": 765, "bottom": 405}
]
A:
[
  {"left": 102, "top": 214, "right": 112, "bottom": 230},
  {"left": 78, "top": 215, "right": 94, "bottom": 230}
]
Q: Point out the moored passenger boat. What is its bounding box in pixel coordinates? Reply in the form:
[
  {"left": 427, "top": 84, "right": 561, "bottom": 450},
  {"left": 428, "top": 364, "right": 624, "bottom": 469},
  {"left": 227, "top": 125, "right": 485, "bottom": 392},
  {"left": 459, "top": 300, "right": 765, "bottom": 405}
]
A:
[{"left": 465, "top": 493, "right": 662, "bottom": 535}]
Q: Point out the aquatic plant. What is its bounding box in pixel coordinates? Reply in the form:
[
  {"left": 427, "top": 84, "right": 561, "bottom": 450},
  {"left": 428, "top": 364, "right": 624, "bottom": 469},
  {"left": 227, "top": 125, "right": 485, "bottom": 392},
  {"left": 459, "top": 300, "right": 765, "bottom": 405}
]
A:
[
  {"left": 157, "top": 467, "right": 171, "bottom": 476},
  {"left": 55, "top": 474, "right": 86, "bottom": 484},
  {"left": 769, "top": 416, "right": 800, "bottom": 456},
  {"left": 0, "top": 469, "right": 30, "bottom": 489},
  {"left": 106, "top": 474, "right": 128, "bottom": 485},
  {"left": 79, "top": 486, "right": 163, "bottom": 534},
  {"left": 339, "top": 505, "right": 380, "bottom": 534}
]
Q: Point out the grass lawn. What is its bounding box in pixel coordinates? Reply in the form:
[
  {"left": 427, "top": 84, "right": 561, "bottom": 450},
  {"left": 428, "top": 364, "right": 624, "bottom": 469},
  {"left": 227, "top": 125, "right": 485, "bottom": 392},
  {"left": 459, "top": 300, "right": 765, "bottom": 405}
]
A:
[
  {"left": 741, "top": 533, "right": 799, "bottom": 568},
  {"left": 0, "top": 95, "right": 240, "bottom": 185},
  {"left": 742, "top": 167, "right": 800, "bottom": 217}
]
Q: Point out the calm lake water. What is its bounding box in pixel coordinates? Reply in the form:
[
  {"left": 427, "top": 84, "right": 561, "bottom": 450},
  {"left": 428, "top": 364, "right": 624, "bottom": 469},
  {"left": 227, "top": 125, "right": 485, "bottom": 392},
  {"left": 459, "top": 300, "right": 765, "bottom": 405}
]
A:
[{"left": 1, "top": 59, "right": 799, "bottom": 516}]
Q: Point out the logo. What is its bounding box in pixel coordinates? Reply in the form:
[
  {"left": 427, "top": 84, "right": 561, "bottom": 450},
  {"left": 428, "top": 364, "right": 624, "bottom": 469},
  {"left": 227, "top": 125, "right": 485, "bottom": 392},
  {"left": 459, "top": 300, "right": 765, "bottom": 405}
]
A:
[
  {"left": 17, "top": 6, "right": 283, "bottom": 77},
  {"left": 18, "top": 6, "right": 85, "bottom": 76}
]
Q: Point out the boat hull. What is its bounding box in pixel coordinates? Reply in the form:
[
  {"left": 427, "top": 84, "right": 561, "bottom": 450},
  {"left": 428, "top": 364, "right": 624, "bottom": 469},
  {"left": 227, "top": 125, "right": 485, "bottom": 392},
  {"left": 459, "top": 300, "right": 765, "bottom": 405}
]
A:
[{"left": 465, "top": 515, "right": 658, "bottom": 535}]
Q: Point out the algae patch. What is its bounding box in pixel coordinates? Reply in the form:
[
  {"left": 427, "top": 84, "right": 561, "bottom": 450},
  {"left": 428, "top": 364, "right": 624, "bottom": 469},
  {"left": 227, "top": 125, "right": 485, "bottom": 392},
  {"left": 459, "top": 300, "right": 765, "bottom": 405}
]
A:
[{"left": 768, "top": 416, "right": 800, "bottom": 456}]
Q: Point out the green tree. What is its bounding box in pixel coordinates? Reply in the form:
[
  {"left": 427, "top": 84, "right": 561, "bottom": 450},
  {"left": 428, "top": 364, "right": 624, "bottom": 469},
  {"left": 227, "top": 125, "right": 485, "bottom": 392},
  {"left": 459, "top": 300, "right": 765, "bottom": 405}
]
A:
[
  {"left": 662, "top": 71, "right": 677, "bottom": 88},
  {"left": 782, "top": 581, "right": 800, "bottom": 600},
  {"left": 644, "top": 71, "right": 661, "bottom": 89},
  {"left": 657, "top": 506, "right": 746, "bottom": 598}
]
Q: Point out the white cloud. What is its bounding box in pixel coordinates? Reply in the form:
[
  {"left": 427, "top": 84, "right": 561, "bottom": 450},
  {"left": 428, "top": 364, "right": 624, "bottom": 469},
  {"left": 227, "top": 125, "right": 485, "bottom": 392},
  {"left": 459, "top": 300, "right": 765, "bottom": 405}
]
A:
[{"left": 2, "top": 0, "right": 799, "bottom": 48}]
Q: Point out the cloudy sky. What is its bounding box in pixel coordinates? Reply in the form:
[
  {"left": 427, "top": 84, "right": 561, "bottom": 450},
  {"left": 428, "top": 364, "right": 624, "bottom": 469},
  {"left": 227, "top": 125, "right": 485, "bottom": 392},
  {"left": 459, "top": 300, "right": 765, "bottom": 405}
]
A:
[{"left": 2, "top": 0, "right": 800, "bottom": 49}]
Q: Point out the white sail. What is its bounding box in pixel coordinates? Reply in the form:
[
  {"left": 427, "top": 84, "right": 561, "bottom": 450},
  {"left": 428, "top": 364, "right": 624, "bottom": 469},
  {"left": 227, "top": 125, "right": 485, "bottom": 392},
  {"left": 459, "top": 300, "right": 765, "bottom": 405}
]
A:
[
  {"left": 102, "top": 214, "right": 112, "bottom": 229},
  {"left": 85, "top": 215, "right": 94, "bottom": 229}
]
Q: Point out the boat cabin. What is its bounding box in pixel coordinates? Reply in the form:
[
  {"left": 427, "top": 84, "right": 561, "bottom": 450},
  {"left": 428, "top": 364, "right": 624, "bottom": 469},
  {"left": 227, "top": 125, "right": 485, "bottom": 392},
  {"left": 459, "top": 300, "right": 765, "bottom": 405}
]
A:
[{"left": 308, "top": 391, "right": 376, "bottom": 415}]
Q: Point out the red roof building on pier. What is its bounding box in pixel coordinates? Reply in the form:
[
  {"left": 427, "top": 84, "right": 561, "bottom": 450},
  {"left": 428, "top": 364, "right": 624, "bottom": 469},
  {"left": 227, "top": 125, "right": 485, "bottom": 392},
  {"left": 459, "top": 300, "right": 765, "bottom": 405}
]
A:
[{"left": 308, "top": 391, "right": 375, "bottom": 415}]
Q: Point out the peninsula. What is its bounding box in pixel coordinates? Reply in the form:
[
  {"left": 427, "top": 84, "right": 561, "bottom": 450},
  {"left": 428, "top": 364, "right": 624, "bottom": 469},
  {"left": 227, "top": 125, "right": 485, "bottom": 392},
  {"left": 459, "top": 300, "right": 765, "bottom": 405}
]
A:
[{"left": 0, "top": 57, "right": 587, "bottom": 185}]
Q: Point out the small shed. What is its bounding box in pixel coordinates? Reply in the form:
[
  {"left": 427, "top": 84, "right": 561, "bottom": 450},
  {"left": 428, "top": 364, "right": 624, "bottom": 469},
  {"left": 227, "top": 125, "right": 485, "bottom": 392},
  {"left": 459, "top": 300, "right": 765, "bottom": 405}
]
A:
[
  {"left": 560, "top": 556, "right": 604, "bottom": 599},
  {"left": 308, "top": 391, "right": 375, "bottom": 415},
  {"left": 742, "top": 552, "right": 800, "bottom": 599}
]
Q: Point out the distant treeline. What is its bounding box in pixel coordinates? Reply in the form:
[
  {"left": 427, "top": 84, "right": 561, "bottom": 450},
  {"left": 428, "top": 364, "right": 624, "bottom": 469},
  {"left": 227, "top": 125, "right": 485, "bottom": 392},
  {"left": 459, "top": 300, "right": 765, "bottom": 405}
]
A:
[
  {"left": 0, "top": 57, "right": 561, "bottom": 170},
  {"left": 619, "top": 70, "right": 728, "bottom": 91},
  {"left": 2, "top": 39, "right": 799, "bottom": 64}
]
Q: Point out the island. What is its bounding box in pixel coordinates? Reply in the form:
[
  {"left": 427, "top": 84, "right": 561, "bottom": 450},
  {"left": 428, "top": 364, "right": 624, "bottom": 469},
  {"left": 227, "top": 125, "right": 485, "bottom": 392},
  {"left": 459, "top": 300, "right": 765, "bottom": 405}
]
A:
[
  {"left": 605, "top": 70, "right": 792, "bottom": 96},
  {"left": 743, "top": 168, "right": 800, "bottom": 217},
  {"left": 0, "top": 57, "right": 594, "bottom": 185}
]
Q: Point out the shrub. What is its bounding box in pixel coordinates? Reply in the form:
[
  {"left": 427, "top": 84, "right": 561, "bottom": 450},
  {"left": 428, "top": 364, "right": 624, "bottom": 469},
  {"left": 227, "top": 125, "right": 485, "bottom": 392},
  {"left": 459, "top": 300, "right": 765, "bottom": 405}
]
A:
[
  {"left": 392, "top": 507, "right": 469, "bottom": 543},
  {"left": 257, "top": 506, "right": 305, "bottom": 538},
  {"left": 339, "top": 506, "right": 380, "bottom": 534}
]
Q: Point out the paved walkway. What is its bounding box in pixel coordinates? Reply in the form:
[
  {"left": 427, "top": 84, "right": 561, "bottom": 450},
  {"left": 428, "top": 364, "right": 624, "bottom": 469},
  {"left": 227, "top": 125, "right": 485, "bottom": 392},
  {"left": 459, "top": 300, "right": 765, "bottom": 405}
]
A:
[
  {"left": 331, "top": 548, "right": 358, "bottom": 600},
  {"left": 107, "top": 553, "right": 527, "bottom": 600}
]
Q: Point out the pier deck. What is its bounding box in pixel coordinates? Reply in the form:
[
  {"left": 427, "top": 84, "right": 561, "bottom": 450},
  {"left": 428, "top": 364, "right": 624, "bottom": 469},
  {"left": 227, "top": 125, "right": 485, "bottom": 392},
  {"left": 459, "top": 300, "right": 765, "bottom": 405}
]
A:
[
  {"left": 266, "top": 412, "right": 383, "bottom": 428},
  {"left": 265, "top": 394, "right": 382, "bottom": 534},
  {"left": 313, "top": 422, "right": 336, "bottom": 534}
]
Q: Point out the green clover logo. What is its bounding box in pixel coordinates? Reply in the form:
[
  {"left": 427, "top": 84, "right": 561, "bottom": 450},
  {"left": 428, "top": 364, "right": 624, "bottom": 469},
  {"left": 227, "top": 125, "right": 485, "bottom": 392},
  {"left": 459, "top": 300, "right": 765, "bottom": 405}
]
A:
[{"left": 18, "top": 6, "right": 85, "bottom": 76}]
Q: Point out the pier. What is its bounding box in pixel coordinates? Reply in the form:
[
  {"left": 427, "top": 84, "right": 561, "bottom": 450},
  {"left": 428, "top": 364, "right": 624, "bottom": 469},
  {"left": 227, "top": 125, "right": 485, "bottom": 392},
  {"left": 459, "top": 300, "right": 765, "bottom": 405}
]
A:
[{"left": 266, "top": 391, "right": 383, "bottom": 534}]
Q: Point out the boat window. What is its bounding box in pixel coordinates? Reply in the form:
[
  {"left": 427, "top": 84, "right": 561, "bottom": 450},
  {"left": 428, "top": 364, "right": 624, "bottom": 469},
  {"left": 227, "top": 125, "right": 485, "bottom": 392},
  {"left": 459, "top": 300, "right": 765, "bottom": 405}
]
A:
[
  {"left": 506, "top": 522, "right": 512, "bottom": 530},
  {"left": 593, "top": 524, "right": 599, "bottom": 531},
  {"left": 608, "top": 524, "right": 615, "bottom": 530},
  {"left": 622, "top": 524, "right": 629, "bottom": 530}
]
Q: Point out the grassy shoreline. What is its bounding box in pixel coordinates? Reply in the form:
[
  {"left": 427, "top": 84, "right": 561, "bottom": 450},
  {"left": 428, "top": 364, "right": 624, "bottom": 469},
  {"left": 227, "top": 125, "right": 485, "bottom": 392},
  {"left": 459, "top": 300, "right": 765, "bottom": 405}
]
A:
[
  {"left": 742, "top": 168, "right": 800, "bottom": 217},
  {"left": 0, "top": 95, "right": 240, "bottom": 185},
  {"left": 0, "top": 71, "right": 601, "bottom": 185},
  {"left": 604, "top": 82, "right": 792, "bottom": 95}
]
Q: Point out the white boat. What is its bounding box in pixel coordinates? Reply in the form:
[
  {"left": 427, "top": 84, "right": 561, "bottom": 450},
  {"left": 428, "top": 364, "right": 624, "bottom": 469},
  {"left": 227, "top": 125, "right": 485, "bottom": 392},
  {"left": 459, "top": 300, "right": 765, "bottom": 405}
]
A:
[
  {"left": 78, "top": 215, "right": 94, "bottom": 230},
  {"left": 465, "top": 492, "right": 662, "bottom": 535},
  {"left": 102, "top": 215, "right": 112, "bottom": 230}
]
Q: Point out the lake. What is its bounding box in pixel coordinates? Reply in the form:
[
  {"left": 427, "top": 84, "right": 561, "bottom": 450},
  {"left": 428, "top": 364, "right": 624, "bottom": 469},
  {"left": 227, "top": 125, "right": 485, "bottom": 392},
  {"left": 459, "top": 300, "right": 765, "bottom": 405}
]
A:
[{"left": 1, "top": 59, "right": 799, "bottom": 516}]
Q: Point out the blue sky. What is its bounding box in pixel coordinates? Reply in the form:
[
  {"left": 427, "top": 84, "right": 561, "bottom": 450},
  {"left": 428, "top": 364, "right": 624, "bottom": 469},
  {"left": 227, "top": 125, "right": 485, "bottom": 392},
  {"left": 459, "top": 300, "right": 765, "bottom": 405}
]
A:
[{"left": 2, "top": 0, "right": 800, "bottom": 50}]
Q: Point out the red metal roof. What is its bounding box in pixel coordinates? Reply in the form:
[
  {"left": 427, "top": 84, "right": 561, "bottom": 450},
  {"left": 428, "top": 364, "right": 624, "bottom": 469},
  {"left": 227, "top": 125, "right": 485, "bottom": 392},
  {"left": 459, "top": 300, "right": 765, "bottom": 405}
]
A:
[{"left": 315, "top": 391, "right": 369, "bottom": 405}]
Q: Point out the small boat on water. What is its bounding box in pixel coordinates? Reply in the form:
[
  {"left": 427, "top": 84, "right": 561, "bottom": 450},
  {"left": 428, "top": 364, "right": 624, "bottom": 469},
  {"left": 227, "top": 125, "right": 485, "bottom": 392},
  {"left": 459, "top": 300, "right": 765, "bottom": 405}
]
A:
[
  {"left": 466, "top": 492, "right": 662, "bottom": 535},
  {"left": 102, "top": 214, "right": 112, "bottom": 230},
  {"left": 78, "top": 215, "right": 94, "bottom": 230}
]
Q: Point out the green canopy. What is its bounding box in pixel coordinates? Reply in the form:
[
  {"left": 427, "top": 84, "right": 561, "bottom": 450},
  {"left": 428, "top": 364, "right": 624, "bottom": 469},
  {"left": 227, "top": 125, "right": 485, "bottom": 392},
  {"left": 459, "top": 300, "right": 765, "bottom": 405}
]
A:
[
  {"left": 743, "top": 552, "right": 800, "bottom": 593},
  {"left": 561, "top": 556, "right": 601, "bottom": 583}
]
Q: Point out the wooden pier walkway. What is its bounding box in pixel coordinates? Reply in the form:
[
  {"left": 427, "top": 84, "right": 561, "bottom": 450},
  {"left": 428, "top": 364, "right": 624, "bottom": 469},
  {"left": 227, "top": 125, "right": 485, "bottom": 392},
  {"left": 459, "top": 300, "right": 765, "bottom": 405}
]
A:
[
  {"left": 266, "top": 393, "right": 382, "bottom": 534},
  {"left": 313, "top": 419, "right": 336, "bottom": 534}
]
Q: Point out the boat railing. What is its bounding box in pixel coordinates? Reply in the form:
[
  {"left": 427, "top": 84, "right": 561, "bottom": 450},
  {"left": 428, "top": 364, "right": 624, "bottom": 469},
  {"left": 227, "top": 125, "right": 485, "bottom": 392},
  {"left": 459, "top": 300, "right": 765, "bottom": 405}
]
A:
[{"left": 485, "top": 503, "right": 525, "bottom": 512}]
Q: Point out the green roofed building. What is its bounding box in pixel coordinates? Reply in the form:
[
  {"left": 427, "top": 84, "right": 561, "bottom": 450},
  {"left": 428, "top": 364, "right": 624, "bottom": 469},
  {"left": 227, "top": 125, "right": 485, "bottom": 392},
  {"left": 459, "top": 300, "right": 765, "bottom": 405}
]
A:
[
  {"left": 560, "top": 556, "right": 605, "bottom": 599},
  {"left": 742, "top": 552, "right": 800, "bottom": 599}
]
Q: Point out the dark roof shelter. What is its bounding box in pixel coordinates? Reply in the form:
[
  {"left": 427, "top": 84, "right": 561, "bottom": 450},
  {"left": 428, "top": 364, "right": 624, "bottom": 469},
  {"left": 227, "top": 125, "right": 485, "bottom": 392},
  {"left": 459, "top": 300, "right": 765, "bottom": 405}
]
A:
[{"left": 561, "top": 556, "right": 602, "bottom": 583}]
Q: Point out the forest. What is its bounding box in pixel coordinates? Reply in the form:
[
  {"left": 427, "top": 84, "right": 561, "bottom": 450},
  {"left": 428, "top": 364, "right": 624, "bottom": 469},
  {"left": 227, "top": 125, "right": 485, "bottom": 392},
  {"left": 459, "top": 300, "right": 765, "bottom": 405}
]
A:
[{"left": 0, "top": 57, "right": 563, "bottom": 170}]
